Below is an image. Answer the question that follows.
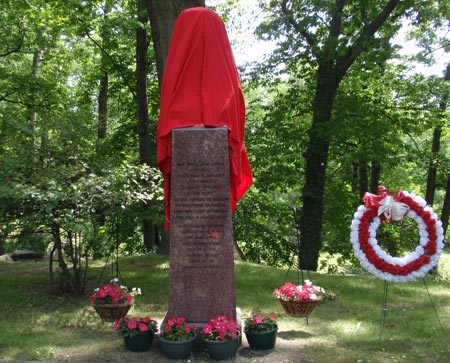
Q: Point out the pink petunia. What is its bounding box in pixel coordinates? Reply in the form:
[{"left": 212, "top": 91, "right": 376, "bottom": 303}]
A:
[
  {"left": 97, "top": 289, "right": 108, "bottom": 299},
  {"left": 127, "top": 320, "right": 137, "bottom": 330},
  {"left": 138, "top": 323, "right": 148, "bottom": 332},
  {"left": 203, "top": 324, "right": 212, "bottom": 334},
  {"left": 176, "top": 317, "right": 185, "bottom": 328},
  {"left": 254, "top": 316, "right": 264, "bottom": 324}
]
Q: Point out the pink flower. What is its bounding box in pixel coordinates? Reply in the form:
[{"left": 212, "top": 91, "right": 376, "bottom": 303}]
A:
[
  {"left": 254, "top": 316, "right": 264, "bottom": 324},
  {"left": 97, "top": 289, "right": 108, "bottom": 299},
  {"left": 113, "top": 321, "right": 121, "bottom": 330},
  {"left": 138, "top": 323, "right": 148, "bottom": 332},
  {"left": 218, "top": 328, "right": 226, "bottom": 340},
  {"left": 176, "top": 317, "right": 185, "bottom": 328},
  {"left": 127, "top": 320, "right": 137, "bottom": 330},
  {"left": 203, "top": 324, "right": 212, "bottom": 334}
]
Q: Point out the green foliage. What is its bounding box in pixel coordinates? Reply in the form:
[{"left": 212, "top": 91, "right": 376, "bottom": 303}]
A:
[
  {"left": 234, "top": 188, "right": 297, "bottom": 267},
  {"left": 0, "top": 162, "right": 164, "bottom": 254}
]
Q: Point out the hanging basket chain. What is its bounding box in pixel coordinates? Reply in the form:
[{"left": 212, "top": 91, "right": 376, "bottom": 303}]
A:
[
  {"left": 284, "top": 206, "right": 311, "bottom": 284},
  {"left": 95, "top": 212, "right": 125, "bottom": 287}
]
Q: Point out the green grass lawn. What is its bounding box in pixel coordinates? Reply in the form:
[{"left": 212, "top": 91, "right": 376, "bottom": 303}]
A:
[{"left": 0, "top": 252, "right": 449, "bottom": 363}]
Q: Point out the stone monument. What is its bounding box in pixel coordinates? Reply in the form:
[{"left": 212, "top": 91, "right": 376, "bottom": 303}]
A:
[
  {"left": 168, "top": 127, "right": 236, "bottom": 321},
  {"left": 156, "top": 7, "right": 253, "bottom": 325}
]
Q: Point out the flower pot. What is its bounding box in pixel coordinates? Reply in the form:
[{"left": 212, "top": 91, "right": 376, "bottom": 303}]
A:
[
  {"left": 278, "top": 298, "right": 320, "bottom": 318},
  {"left": 124, "top": 331, "right": 154, "bottom": 352},
  {"left": 204, "top": 331, "right": 240, "bottom": 360},
  {"left": 93, "top": 302, "right": 131, "bottom": 322},
  {"left": 159, "top": 331, "right": 196, "bottom": 359},
  {"left": 244, "top": 327, "right": 277, "bottom": 350}
]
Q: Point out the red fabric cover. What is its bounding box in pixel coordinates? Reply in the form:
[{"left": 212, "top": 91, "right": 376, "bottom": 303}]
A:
[{"left": 157, "top": 7, "right": 253, "bottom": 230}]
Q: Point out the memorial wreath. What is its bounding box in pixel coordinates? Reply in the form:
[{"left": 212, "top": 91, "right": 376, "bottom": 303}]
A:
[{"left": 350, "top": 186, "right": 444, "bottom": 282}]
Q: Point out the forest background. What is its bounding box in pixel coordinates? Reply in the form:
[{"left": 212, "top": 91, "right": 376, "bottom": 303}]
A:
[{"left": 1, "top": 0, "right": 449, "bottom": 295}]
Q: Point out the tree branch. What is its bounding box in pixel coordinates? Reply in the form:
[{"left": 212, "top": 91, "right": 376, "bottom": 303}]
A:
[
  {"left": 0, "top": 30, "right": 25, "bottom": 57},
  {"left": 336, "top": 0, "right": 402, "bottom": 78},
  {"left": 280, "top": 0, "right": 319, "bottom": 58},
  {"left": 329, "top": 0, "right": 345, "bottom": 39},
  {"left": 83, "top": 28, "right": 137, "bottom": 98},
  {"left": 0, "top": 94, "right": 54, "bottom": 108}
]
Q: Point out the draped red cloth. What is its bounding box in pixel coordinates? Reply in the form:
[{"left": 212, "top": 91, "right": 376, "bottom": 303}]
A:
[{"left": 157, "top": 7, "right": 253, "bottom": 230}]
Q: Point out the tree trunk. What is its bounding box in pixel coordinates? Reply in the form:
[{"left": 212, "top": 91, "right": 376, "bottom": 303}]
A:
[
  {"left": 0, "top": 231, "right": 4, "bottom": 256},
  {"left": 28, "top": 51, "right": 43, "bottom": 144},
  {"left": 98, "top": 72, "right": 108, "bottom": 140},
  {"left": 137, "top": 0, "right": 151, "bottom": 167},
  {"left": 50, "top": 221, "right": 73, "bottom": 295},
  {"left": 441, "top": 174, "right": 450, "bottom": 240},
  {"left": 351, "top": 161, "right": 358, "bottom": 193},
  {"left": 298, "top": 65, "right": 339, "bottom": 271},
  {"left": 425, "top": 126, "right": 441, "bottom": 205},
  {"left": 136, "top": 0, "right": 156, "bottom": 251},
  {"left": 146, "top": 0, "right": 205, "bottom": 85},
  {"left": 358, "top": 157, "right": 368, "bottom": 199},
  {"left": 370, "top": 160, "right": 381, "bottom": 194},
  {"left": 439, "top": 64, "right": 450, "bottom": 240},
  {"left": 296, "top": 0, "right": 402, "bottom": 270}
]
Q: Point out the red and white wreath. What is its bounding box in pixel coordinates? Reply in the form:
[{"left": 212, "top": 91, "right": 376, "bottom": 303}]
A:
[{"left": 350, "top": 186, "right": 444, "bottom": 282}]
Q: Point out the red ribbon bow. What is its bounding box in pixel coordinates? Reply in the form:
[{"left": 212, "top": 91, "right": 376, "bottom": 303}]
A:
[{"left": 362, "top": 186, "right": 408, "bottom": 222}]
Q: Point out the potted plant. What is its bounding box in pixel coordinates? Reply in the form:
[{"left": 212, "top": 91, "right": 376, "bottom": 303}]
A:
[
  {"left": 114, "top": 315, "right": 158, "bottom": 352},
  {"left": 274, "top": 280, "right": 325, "bottom": 318},
  {"left": 159, "top": 316, "right": 197, "bottom": 359},
  {"left": 243, "top": 310, "right": 278, "bottom": 350},
  {"left": 89, "top": 278, "right": 141, "bottom": 322},
  {"left": 202, "top": 315, "right": 239, "bottom": 360}
]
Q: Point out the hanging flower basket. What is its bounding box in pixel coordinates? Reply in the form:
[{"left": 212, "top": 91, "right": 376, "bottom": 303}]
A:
[
  {"left": 278, "top": 298, "right": 321, "bottom": 318},
  {"left": 274, "top": 281, "right": 325, "bottom": 318},
  {"left": 89, "top": 278, "right": 141, "bottom": 322},
  {"left": 93, "top": 302, "right": 132, "bottom": 322}
]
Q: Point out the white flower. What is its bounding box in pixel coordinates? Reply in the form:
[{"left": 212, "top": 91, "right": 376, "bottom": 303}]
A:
[{"left": 132, "top": 287, "right": 142, "bottom": 295}]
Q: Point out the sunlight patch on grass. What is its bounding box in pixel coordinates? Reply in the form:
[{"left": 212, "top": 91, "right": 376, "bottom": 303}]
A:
[{"left": 328, "top": 319, "right": 374, "bottom": 337}]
